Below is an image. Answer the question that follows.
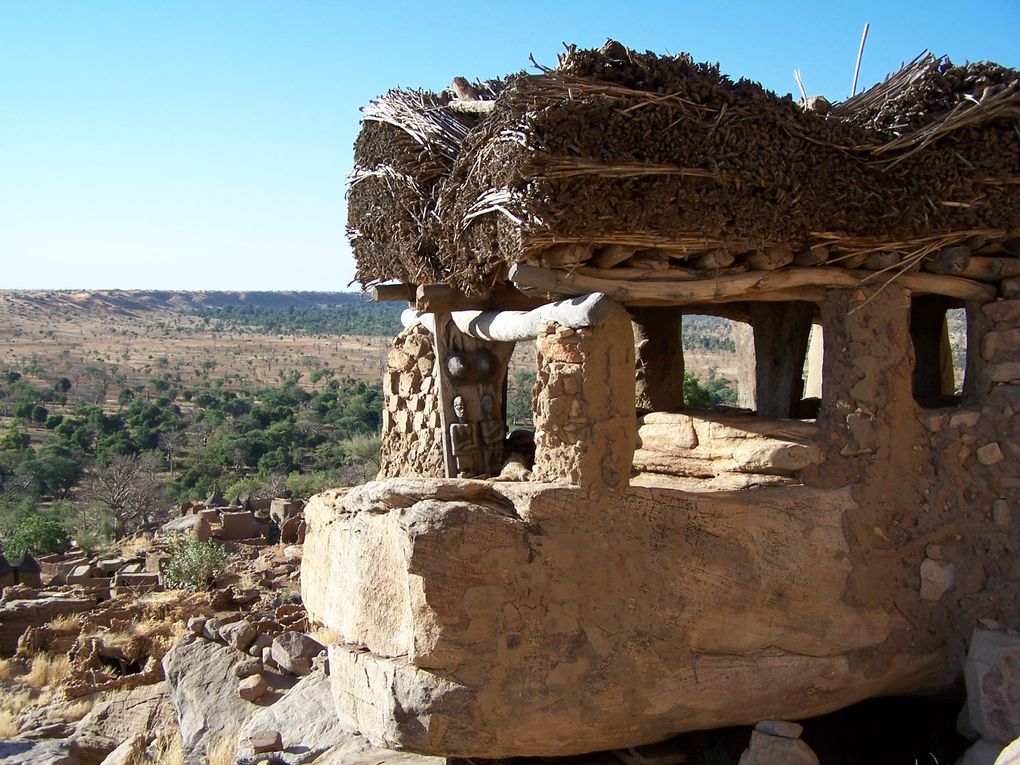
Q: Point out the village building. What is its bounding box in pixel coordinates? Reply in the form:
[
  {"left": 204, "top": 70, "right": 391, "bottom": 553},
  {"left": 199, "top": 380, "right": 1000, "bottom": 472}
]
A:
[{"left": 302, "top": 44, "right": 1020, "bottom": 757}]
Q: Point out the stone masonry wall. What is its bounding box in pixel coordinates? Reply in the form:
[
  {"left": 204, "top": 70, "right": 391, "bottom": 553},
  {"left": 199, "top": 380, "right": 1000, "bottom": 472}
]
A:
[
  {"left": 378, "top": 325, "right": 444, "bottom": 479},
  {"left": 531, "top": 305, "right": 636, "bottom": 490}
]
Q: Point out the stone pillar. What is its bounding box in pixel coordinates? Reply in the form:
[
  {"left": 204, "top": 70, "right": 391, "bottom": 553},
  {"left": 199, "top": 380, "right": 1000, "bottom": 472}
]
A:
[
  {"left": 630, "top": 308, "right": 684, "bottom": 413},
  {"left": 378, "top": 325, "right": 444, "bottom": 479},
  {"left": 532, "top": 303, "right": 636, "bottom": 490}
]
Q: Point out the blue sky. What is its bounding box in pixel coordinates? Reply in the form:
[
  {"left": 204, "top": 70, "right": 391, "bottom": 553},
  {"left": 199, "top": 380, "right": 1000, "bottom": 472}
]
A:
[{"left": 2, "top": 1, "right": 1018, "bottom": 291}]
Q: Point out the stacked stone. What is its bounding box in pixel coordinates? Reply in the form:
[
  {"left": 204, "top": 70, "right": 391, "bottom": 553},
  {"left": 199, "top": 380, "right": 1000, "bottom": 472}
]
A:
[
  {"left": 185, "top": 604, "right": 323, "bottom": 704},
  {"left": 379, "top": 324, "right": 444, "bottom": 478},
  {"left": 531, "top": 310, "right": 636, "bottom": 490}
]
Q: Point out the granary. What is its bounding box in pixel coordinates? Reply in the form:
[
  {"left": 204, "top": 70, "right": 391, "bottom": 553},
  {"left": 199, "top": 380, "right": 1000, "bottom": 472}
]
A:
[{"left": 302, "top": 43, "right": 1020, "bottom": 757}]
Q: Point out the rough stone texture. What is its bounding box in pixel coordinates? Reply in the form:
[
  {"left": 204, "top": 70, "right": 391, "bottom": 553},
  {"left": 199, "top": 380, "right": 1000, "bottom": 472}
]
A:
[
  {"left": 271, "top": 632, "right": 324, "bottom": 676},
  {"left": 0, "top": 739, "right": 79, "bottom": 765},
  {"left": 738, "top": 730, "right": 819, "bottom": 765},
  {"left": 97, "top": 735, "right": 146, "bottom": 765},
  {"left": 965, "top": 630, "right": 1020, "bottom": 744},
  {"left": 248, "top": 730, "right": 282, "bottom": 754},
  {"left": 217, "top": 511, "right": 256, "bottom": 540},
  {"left": 531, "top": 306, "right": 636, "bottom": 490},
  {"left": 237, "top": 671, "right": 353, "bottom": 765},
  {"left": 378, "top": 325, "right": 444, "bottom": 479},
  {"left": 303, "top": 286, "right": 1020, "bottom": 756},
  {"left": 220, "top": 619, "right": 258, "bottom": 652},
  {"left": 70, "top": 682, "right": 174, "bottom": 762},
  {"left": 308, "top": 478, "right": 938, "bottom": 757},
  {"left": 0, "top": 595, "right": 96, "bottom": 656},
  {"left": 634, "top": 411, "right": 820, "bottom": 478},
  {"left": 238, "top": 674, "right": 268, "bottom": 701},
  {"left": 162, "top": 634, "right": 257, "bottom": 763},
  {"left": 312, "top": 738, "right": 449, "bottom": 765}
]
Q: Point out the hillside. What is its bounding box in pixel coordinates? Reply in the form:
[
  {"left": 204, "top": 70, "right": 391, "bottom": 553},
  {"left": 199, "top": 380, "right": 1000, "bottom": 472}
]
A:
[{"left": 0, "top": 291, "right": 403, "bottom": 399}]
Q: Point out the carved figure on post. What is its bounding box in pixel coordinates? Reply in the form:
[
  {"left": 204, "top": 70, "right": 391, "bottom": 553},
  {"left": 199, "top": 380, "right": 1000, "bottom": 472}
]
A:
[{"left": 449, "top": 395, "right": 481, "bottom": 478}]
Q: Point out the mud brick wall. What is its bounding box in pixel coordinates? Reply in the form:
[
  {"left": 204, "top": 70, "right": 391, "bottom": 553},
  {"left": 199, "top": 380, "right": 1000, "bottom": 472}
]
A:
[
  {"left": 378, "top": 325, "right": 444, "bottom": 478},
  {"left": 531, "top": 306, "right": 636, "bottom": 490}
]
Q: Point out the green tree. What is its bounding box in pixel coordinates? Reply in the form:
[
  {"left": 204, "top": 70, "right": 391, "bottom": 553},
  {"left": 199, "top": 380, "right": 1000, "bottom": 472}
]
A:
[{"left": 682, "top": 373, "right": 712, "bottom": 409}]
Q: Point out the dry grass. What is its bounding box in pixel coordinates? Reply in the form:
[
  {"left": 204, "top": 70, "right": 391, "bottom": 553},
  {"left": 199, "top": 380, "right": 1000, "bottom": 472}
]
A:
[
  {"left": 0, "top": 657, "right": 23, "bottom": 683},
  {"left": 0, "top": 688, "right": 32, "bottom": 737},
  {"left": 25, "top": 653, "right": 72, "bottom": 689},
  {"left": 53, "top": 696, "right": 100, "bottom": 723},
  {"left": 0, "top": 708, "right": 18, "bottom": 737},
  {"left": 143, "top": 734, "right": 184, "bottom": 765},
  {"left": 207, "top": 733, "right": 239, "bottom": 765},
  {"left": 45, "top": 614, "right": 84, "bottom": 632}
]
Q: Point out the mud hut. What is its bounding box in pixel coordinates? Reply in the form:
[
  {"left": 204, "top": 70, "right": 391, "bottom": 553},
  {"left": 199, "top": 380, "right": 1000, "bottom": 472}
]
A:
[{"left": 303, "top": 43, "right": 1020, "bottom": 757}]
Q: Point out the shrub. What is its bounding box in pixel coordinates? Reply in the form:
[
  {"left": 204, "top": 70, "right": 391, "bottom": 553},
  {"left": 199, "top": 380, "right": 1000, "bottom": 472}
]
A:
[
  {"left": 3, "top": 514, "right": 70, "bottom": 558},
  {"left": 163, "top": 537, "right": 231, "bottom": 592}
]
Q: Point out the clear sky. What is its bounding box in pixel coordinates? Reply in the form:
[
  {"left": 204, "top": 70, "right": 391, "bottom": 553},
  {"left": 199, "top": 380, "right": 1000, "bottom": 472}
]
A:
[{"left": 2, "top": 1, "right": 1017, "bottom": 291}]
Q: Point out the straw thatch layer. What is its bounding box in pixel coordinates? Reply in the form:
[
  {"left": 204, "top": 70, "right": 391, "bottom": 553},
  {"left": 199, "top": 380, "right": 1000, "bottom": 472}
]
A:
[{"left": 348, "top": 42, "right": 1020, "bottom": 293}]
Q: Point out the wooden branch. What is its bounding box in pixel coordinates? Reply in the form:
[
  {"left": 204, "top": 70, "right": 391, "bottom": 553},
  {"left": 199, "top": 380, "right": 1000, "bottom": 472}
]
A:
[
  {"left": 371, "top": 284, "right": 416, "bottom": 302},
  {"left": 960, "top": 257, "right": 1020, "bottom": 281},
  {"left": 509, "top": 263, "right": 996, "bottom": 304},
  {"left": 415, "top": 284, "right": 546, "bottom": 313}
]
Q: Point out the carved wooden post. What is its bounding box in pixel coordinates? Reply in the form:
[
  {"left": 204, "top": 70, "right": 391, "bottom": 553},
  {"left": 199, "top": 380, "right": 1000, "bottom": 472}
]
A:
[
  {"left": 432, "top": 314, "right": 515, "bottom": 478},
  {"left": 630, "top": 307, "right": 684, "bottom": 413},
  {"left": 910, "top": 294, "right": 955, "bottom": 400},
  {"left": 749, "top": 302, "right": 815, "bottom": 418}
]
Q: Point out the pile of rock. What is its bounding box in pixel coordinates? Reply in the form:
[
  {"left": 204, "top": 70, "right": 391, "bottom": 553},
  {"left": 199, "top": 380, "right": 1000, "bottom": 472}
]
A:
[{"left": 185, "top": 602, "right": 316, "bottom": 704}]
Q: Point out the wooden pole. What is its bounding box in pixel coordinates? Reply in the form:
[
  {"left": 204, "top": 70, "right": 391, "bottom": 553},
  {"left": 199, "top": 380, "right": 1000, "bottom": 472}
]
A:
[
  {"left": 509, "top": 263, "right": 996, "bottom": 305},
  {"left": 371, "top": 284, "right": 416, "bottom": 302}
]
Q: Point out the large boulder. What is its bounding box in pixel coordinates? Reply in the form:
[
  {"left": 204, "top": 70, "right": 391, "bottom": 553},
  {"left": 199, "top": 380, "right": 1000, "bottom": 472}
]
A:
[
  {"left": 236, "top": 671, "right": 354, "bottom": 764},
  {"left": 161, "top": 635, "right": 261, "bottom": 764},
  {"left": 270, "top": 632, "right": 323, "bottom": 676},
  {"left": 70, "top": 682, "right": 174, "bottom": 763},
  {"left": 0, "top": 739, "right": 79, "bottom": 764}
]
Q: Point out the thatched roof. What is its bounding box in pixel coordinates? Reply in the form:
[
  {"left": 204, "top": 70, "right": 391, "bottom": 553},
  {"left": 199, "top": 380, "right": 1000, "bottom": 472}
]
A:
[{"left": 348, "top": 42, "right": 1020, "bottom": 296}]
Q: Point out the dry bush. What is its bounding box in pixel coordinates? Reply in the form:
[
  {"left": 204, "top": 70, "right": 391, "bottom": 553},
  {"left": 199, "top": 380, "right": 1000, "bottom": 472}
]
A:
[{"left": 25, "top": 652, "right": 72, "bottom": 688}]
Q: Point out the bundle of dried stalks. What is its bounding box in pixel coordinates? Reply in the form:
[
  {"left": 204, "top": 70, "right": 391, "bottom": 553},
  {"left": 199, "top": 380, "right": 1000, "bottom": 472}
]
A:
[{"left": 348, "top": 42, "right": 1020, "bottom": 295}]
